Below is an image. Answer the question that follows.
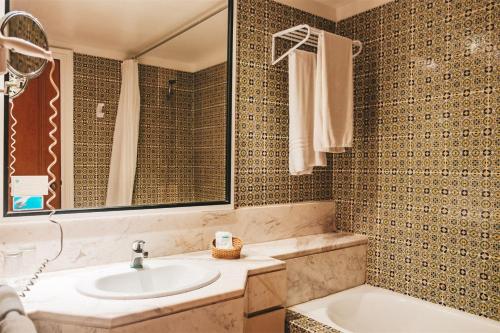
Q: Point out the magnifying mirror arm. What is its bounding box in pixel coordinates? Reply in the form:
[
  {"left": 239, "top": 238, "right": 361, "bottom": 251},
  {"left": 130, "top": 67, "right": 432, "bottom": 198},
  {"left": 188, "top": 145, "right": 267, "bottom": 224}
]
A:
[
  {"left": 0, "top": 32, "right": 53, "bottom": 96},
  {"left": 0, "top": 34, "right": 52, "bottom": 61}
]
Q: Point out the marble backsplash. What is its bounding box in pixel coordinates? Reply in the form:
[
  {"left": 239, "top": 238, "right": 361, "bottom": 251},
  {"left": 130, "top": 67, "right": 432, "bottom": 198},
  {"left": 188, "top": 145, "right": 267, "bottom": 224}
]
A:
[{"left": 0, "top": 202, "right": 335, "bottom": 272}]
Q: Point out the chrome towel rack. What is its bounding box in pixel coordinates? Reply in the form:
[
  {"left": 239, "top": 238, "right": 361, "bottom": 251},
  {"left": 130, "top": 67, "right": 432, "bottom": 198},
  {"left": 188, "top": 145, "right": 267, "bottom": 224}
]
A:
[{"left": 271, "top": 24, "right": 362, "bottom": 65}]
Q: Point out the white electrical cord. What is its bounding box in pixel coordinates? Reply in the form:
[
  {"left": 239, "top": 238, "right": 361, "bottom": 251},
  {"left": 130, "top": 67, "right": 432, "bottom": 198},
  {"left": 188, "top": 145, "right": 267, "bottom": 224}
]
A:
[
  {"left": 8, "top": 99, "right": 16, "bottom": 193},
  {"left": 46, "top": 59, "right": 60, "bottom": 212},
  {"left": 18, "top": 59, "right": 63, "bottom": 297}
]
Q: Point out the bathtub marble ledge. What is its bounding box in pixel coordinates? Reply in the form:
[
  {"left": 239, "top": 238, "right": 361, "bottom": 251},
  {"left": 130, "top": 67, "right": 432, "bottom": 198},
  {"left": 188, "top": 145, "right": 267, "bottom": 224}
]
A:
[
  {"left": 286, "top": 244, "right": 368, "bottom": 307},
  {"left": 242, "top": 232, "right": 368, "bottom": 261}
]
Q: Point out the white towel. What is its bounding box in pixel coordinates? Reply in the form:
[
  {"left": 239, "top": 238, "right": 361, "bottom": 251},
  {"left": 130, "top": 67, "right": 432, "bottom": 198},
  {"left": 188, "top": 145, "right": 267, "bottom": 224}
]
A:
[
  {"left": 314, "top": 31, "right": 353, "bottom": 153},
  {"left": 0, "top": 285, "right": 36, "bottom": 333},
  {"left": 0, "top": 312, "right": 37, "bottom": 333},
  {"left": 288, "top": 50, "right": 327, "bottom": 175}
]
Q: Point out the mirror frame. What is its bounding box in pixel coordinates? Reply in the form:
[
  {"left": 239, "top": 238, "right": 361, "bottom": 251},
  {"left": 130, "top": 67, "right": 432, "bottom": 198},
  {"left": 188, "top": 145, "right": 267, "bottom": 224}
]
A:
[{"left": 2, "top": 0, "right": 234, "bottom": 217}]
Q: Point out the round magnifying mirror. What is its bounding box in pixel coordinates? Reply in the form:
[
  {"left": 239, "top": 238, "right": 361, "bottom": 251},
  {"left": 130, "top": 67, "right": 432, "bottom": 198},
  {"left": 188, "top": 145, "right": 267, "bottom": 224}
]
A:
[{"left": 0, "top": 11, "right": 49, "bottom": 80}]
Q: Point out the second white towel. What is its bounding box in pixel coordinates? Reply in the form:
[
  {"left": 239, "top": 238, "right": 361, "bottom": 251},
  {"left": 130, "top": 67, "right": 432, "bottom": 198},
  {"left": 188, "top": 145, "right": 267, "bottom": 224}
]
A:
[
  {"left": 289, "top": 49, "right": 326, "bottom": 175},
  {"left": 314, "top": 31, "right": 354, "bottom": 153}
]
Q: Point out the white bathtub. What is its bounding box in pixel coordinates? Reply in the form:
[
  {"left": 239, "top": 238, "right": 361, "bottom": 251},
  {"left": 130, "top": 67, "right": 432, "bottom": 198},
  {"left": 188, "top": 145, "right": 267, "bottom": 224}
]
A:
[{"left": 290, "top": 284, "right": 500, "bottom": 333}]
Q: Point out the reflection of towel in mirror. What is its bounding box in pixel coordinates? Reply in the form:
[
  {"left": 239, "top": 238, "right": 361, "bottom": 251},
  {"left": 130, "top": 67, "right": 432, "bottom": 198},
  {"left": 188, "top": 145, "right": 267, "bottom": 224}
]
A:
[{"left": 0, "top": 285, "right": 36, "bottom": 333}]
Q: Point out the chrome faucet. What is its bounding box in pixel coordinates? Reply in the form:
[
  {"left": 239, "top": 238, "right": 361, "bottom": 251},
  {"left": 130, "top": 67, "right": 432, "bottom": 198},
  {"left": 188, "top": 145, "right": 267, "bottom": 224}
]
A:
[{"left": 130, "top": 240, "right": 148, "bottom": 269}]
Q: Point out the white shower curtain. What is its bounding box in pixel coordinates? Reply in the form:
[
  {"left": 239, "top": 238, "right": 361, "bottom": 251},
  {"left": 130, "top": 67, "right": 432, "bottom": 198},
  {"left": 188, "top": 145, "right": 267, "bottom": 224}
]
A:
[{"left": 106, "top": 59, "right": 140, "bottom": 206}]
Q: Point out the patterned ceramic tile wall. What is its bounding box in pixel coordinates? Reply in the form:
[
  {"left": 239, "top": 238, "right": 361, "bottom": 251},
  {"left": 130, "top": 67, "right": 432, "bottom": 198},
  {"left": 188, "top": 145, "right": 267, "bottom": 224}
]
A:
[
  {"left": 193, "top": 62, "right": 227, "bottom": 202},
  {"left": 235, "top": 0, "right": 336, "bottom": 207},
  {"left": 333, "top": 0, "right": 498, "bottom": 320}
]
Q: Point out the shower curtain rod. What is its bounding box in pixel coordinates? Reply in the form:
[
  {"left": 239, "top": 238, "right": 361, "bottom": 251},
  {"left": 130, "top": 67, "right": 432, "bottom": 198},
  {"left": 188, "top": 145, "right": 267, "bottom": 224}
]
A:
[{"left": 132, "top": 3, "right": 228, "bottom": 59}]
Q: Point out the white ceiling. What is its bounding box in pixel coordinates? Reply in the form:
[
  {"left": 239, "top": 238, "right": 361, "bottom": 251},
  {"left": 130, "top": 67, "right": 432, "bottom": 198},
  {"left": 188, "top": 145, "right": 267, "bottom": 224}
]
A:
[
  {"left": 274, "top": 0, "right": 393, "bottom": 22},
  {"left": 141, "top": 9, "right": 228, "bottom": 72},
  {"left": 11, "top": 0, "right": 228, "bottom": 72}
]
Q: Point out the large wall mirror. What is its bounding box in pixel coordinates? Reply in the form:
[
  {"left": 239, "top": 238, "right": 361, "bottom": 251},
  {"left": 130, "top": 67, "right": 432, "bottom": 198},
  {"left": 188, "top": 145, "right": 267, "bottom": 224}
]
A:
[{"left": 3, "top": 0, "right": 233, "bottom": 215}]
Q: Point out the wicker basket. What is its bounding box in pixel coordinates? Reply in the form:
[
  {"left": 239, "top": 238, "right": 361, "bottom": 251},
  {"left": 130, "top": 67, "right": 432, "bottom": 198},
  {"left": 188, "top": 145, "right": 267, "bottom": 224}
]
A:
[{"left": 211, "top": 237, "right": 243, "bottom": 259}]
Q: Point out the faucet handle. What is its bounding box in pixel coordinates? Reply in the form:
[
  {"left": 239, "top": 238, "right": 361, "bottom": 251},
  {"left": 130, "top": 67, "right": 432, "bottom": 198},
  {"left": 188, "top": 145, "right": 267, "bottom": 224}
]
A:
[{"left": 132, "top": 240, "right": 146, "bottom": 253}]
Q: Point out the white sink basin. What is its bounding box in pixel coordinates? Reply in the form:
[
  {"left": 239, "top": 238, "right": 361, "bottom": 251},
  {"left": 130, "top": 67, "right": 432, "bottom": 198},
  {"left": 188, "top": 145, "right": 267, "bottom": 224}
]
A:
[{"left": 76, "top": 259, "right": 220, "bottom": 300}]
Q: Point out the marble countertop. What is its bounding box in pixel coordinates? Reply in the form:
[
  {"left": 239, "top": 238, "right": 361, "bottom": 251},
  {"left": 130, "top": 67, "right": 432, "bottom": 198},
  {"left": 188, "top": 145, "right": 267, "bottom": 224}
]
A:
[
  {"left": 24, "top": 253, "right": 283, "bottom": 328},
  {"left": 23, "top": 232, "right": 367, "bottom": 329}
]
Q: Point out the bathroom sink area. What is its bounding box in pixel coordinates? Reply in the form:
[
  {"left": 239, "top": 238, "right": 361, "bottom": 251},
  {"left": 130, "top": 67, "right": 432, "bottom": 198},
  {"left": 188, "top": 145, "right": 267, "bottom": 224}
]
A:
[{"left": 76, "top": 259, "right": 221, "bottom": 300}]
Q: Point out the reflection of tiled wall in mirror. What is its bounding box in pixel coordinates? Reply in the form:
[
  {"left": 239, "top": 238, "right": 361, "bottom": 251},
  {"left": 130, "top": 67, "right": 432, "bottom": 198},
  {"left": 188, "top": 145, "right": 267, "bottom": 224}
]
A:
[
  {"left": 73, "top": 53, "right": 227, "bottom": 208},
  {"left": 134, "top": 64, "right": 196, "bottom": 206},
  {"left": 73, "top": 54, "right": 119, "bottom": 208},
  {"left": 194, "top": 63, "right": 227, "bottom": 202}
]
